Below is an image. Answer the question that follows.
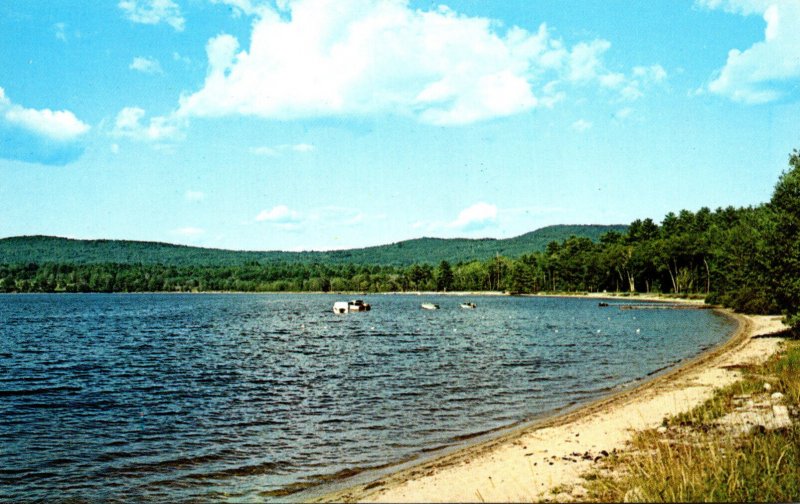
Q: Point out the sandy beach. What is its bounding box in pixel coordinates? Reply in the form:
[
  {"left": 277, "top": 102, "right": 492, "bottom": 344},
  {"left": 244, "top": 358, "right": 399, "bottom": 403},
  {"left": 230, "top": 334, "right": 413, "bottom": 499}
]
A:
[{"left": 317, "top": 307, "right": 788, "bottom": 503}]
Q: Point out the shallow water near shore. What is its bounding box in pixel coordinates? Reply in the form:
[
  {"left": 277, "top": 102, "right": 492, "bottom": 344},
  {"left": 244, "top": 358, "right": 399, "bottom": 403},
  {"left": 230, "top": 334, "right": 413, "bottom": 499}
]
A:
[{"left": 0, "top": 293, "right": 735, "bottom": 502}]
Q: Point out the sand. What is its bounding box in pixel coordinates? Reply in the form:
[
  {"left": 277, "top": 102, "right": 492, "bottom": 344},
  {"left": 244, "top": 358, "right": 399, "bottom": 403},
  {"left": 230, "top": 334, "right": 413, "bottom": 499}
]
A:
[{"left": 316, "top": 309, "right": 788, "bottom": 503}]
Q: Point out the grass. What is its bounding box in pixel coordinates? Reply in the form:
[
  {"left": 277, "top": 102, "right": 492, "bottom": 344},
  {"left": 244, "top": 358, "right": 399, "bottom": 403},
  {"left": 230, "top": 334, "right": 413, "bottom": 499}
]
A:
[{"left": 585, "top": 342, "right": 800, "bottom": 502}]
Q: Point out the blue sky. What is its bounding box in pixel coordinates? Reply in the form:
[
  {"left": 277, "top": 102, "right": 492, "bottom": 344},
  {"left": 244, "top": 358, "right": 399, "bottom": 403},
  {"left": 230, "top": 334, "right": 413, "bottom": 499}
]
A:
[{"left": 1, "top": 0, "right": 799, "bottom": 251}]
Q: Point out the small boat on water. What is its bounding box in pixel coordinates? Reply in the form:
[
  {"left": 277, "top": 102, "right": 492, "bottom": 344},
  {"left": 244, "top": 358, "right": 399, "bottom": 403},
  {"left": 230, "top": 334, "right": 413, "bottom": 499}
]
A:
[
  {"left": 333, "top": 300, "right": 371, "bottom": 314},
  {"left": 421, "top": 303, "right": 440, "bottom": 310},
  {"left": 460, "top": 302, "right": 477, "bottom": 309},
  {"left": 598, "top": 302, "right": 609, "bottom": 307}
]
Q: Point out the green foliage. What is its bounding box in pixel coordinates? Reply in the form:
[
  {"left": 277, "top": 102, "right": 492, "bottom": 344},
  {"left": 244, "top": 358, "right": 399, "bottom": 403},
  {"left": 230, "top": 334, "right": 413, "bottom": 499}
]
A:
[
  {"left": 765, "top": 149, "right": 800, "bottom": 333},
  {"left": 0, "top": 225, "right": 626, "bottom": 268}
]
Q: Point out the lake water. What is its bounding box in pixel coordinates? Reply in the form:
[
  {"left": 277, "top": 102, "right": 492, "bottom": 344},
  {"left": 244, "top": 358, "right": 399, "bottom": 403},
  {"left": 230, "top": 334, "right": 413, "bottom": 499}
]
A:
[{"left": 0, "top": 293, "right": 735, "bottom": 502}]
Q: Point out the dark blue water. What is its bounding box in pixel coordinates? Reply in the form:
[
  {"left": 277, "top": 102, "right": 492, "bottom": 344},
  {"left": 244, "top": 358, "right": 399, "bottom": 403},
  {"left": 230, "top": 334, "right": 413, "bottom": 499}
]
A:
[{"left": 0, "top": 294, "right": 735, "bottom": 502}]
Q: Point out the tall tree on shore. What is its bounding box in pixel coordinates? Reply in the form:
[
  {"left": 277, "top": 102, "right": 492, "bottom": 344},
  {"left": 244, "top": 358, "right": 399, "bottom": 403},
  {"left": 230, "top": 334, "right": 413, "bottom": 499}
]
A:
[
  {"left": 764, "top": 149, "right": 800, "bottom": 333},
  {"left": 436, "top": 260, "right": 454, "bottom": 292}
]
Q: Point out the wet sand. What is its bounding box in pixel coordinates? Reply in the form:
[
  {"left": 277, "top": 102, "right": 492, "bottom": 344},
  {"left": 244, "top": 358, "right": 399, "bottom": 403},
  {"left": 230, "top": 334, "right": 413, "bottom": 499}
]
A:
[{"left": 316, "top": 308, "right": 787, "bottom": 503}]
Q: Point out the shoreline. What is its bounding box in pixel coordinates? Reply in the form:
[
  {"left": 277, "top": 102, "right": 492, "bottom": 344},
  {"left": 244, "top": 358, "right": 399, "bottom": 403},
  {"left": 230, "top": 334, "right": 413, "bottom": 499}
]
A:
[{"left": 313, "top": 308, "right": 787, "bottom": 503}]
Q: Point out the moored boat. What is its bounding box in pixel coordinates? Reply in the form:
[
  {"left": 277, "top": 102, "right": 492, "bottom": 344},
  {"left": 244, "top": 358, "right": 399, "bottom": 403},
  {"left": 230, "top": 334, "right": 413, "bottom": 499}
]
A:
[
  {"left": 333, "top": 300, "right": 371, "bottom": 314},
  {"left": 459, "top": 302, "right": 477, "bottom": 309},
  {"left": 421, "top": 303, "right": 440, "bottom": 310}
]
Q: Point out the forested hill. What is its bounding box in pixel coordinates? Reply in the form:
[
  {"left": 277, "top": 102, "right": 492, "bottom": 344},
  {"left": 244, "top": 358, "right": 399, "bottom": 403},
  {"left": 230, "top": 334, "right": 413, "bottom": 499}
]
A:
[{"left": 0, "top": 224, "right": 626, "bottom": 267}]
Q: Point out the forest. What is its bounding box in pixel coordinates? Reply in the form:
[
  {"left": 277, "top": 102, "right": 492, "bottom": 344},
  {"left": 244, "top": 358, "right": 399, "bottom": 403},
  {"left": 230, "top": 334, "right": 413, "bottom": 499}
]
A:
[{"left": 2, "top": 150, "right": 800, "bottom": 332}]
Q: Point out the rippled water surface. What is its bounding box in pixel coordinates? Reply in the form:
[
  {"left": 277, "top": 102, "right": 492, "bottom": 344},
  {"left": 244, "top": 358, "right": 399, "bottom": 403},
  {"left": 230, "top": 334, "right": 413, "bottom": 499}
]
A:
[{"left": 0, "top": 293, "right": 735, "bottom": 501}]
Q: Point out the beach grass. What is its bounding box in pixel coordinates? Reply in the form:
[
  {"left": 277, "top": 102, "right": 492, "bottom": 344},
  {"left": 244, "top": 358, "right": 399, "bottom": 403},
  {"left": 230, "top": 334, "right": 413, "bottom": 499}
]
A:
[{"left": 585, "top": 341, "right": 800, "bottom": 503}]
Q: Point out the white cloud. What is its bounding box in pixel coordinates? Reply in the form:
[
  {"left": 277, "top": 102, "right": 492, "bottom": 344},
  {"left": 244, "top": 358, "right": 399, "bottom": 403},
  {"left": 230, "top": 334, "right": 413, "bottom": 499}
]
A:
[
  {"left": 177, "top": 0, "right": 660, "bottom": 125},
  {"left": 633, "top": 64, "right": 667, "bottom": 83},
  {"left": 567, "top": 40, "right": 612, "bottom": 82},
  {"left": 174, "top": 227, "right": 205, "bottom": 237},
  {"left": 0, "top": 86, "right": 90, "bottom": 142},
  {"left": 614, "top": 107, "right": 634, "bottom": 120},
  {"left": 596, "top": 64, "right": 667, "bottom": 102},
  {"left": 249, "top": 143, "right": 315, "bottom": 156},
  {"left": 184, "top": 190, "right": 205, "bottom": 202},
  {"left": 289, "top": 143, "right": 315, "bottom": 152},
  {"left": 172, "top": 52, "right": 191, "bottom": 65},
  {"left": 450, "top": 202, "right": 498, "bottom": 231},
  {"left": 112, "top": 106, "right": 184, "bottom": 142},
  {"left": 571, "top": 119, "right": 592, "bottom": 132},
  {"left": 252, "top": 205, "right": 378, "bottom": 235},
  {"left": 256, "top": 205, "right": 302, "bottom": 223},
  {"left": 119, "top": 0, "right": 185, "bottom": 31},
  {"left": 699, "top": 0, "right": 800, "bottom": 103},
  {"left": 696, "top": 0, "right": 774, "bottom": 15},
  {"left": 130, "top": 56, "right": 163, "bottom": 74}
]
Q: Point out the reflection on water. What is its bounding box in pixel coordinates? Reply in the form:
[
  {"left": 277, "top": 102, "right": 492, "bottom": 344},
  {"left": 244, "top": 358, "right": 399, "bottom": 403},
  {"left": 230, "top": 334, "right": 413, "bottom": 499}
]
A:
[{"left": 0, "top": 293, "right": 734, "bottom": 501}]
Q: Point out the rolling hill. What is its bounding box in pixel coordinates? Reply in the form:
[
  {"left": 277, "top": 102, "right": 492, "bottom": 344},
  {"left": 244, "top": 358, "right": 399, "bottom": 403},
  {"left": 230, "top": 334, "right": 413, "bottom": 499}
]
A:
[{"left": 0, "top": 224, "right": 626, "bottom": 267}]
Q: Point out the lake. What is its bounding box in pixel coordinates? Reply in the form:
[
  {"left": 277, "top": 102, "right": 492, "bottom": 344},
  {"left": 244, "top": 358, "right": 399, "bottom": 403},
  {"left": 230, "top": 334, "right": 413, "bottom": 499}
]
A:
[{"left": 0, "top": 293, "right": 735, "bottom": 502}]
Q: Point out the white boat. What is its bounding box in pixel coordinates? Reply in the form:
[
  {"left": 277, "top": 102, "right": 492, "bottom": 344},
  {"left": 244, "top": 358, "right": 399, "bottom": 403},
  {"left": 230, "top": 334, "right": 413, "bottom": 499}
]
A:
[
  {"left": 333, "top": 300, "right": 371, "bottom": 314},
  {"left": 460, "top": 302, "right": 477, "bottom": 309},
  {"left": 421, "top": 303, "right": 439, "bottom": 310}
]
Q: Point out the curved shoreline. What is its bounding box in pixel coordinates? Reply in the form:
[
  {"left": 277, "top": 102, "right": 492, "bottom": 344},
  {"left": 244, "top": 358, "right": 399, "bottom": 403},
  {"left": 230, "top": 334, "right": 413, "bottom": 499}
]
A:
[{"left": 312, "top": 308, "right": 786, "bottom": 503}]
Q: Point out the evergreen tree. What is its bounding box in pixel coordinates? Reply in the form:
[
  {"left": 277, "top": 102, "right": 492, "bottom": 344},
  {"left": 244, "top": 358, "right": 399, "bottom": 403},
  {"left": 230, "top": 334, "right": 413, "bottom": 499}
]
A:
[{"left": 765, "top": 150, "right": 800, "bottom": 332}]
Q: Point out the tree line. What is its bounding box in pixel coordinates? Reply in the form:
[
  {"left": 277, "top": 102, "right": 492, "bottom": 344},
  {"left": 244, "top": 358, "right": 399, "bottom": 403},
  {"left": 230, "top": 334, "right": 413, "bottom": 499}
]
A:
[{"left": 3, "top": 150, "right": 800, "bottom": 331}]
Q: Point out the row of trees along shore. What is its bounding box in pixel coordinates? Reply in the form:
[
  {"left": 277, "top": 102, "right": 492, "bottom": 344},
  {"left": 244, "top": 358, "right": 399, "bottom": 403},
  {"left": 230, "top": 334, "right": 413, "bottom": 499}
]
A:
[{"left": 3, "top": 150, "right": 800, "bottom": 332}]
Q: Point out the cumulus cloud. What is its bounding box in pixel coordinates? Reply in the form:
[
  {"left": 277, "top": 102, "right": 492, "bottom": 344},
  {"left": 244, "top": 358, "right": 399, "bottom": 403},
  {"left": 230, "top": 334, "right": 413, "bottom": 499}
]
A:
[
  {"left": 119, "top": 0, "right": 185, "bottom": 31},
  {"left": 112, "top": 106, "right": 184, "bottom": 142},
  {"left": 614, "top": 107, "right": 634, "bottom": 120},
  {"left": 130, "top": 56, "right": 163, "bottom": 74},
  {"left": 176, "top": 0, "right": 660, "bottom": 126},
  {"left": 253, "top": 204, "right": 376, "bottom": 234},
  {"left": 571, "top": 119, "right": 592, "bottom": 132},
  {"left": 450, "top": 202, "right": 498, "bottom": 232},
  {"left": 633, "top": 64, "right": 667, "bottom": 83},
  {"left": 698, "top": 0, "right": 800, "bottom": 103},
  {"left": 290, "top": 143, "right": 315, "bottom": 152},
  {"left": 249, "top": 143, "right": 315, "bottom": 156},
  {"left": 256, "top": 205, "right": 302, "bottom": 224},
  {"left": 0, "top": 86, "right": 90, "bottom": 165}
]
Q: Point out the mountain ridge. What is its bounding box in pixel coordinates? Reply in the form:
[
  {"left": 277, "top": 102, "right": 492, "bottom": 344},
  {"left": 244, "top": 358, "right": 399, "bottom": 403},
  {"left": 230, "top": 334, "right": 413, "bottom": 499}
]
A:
[{"left": 0, "top": 224, "right": 627, "bottom": 267}]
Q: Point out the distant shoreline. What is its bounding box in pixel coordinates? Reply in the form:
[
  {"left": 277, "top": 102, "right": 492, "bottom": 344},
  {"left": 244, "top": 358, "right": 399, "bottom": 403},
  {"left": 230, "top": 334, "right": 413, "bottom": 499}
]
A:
[{"left": 0, "top": 290, "right": 706, "bottom": 300}]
